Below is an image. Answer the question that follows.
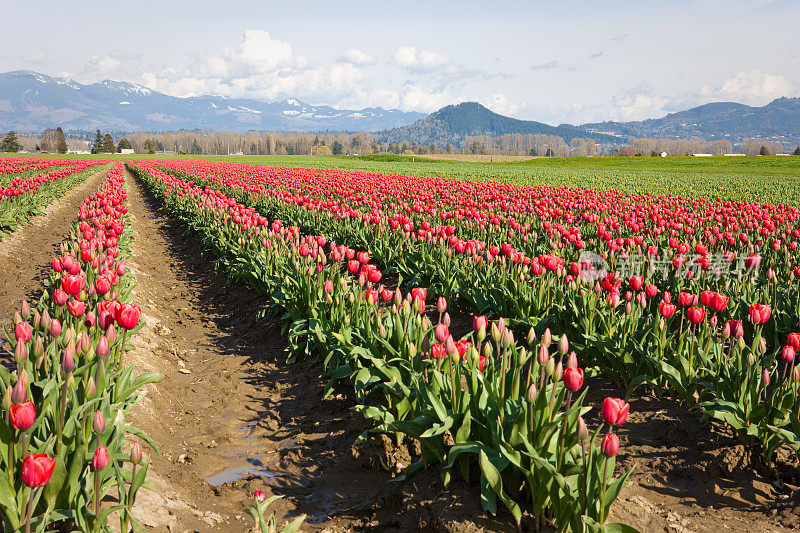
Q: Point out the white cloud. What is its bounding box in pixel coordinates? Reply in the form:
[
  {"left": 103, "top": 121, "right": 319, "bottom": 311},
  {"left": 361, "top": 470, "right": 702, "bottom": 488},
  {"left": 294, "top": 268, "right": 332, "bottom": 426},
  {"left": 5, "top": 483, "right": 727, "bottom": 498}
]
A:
[
  {"left": 703, "top": 68, "right": 797, "bottom": 105},
  {"left": 399, "top": 84, "right": 459, "bottom": 112},
  {"left": 222, "top": 29, "right": 294, "bottom": 75},
  {"left": 608, "top": 86, "right": 670, "bottom": 121},
  {"left": 337, "top": 49, "right": 375, "bottom": 65},
  {"left": 392, "top": 46, "right": 449, "bottom": 71},
  {"left": 481, "top": 94, "right": 520, "bottom": 116}
]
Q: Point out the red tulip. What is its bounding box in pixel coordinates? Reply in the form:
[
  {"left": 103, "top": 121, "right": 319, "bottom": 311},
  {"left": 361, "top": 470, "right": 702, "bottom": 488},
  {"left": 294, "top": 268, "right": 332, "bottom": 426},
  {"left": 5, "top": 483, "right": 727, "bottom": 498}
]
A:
[
  {"left": 687, "top": 306, "right": 705, "bottom": 324},
  {"left": 659, "top": 301, "right": 676, "bottom": 318},
  {"left": 749, "top": 304, "right": 771, "bottom": 325},
  {"left": 563, "top": 367, "right": 584, "bottom": 391},
  {"left": 677, "top": 292, "right": 695, "bottom": 306},
  {"left": 601, "top": 432, "right": 620, "bottom": 458},
  {"left": 700, "top": 290, "right": 715, "bottom": 307},
  {"left": 254, "top": 490, "right": 267, "bottom": 502},
  {"left": 711, "top": 293, "right": 729, "bottom": 312},
  {"left": 95, "top": 276, "right": 111, "bottom": 296},
  {"left": 347, "top": 260, "right": 360, "bottom": 274},
  {"left": 788, "top": 332, "right": 800, "bottom": 350},
  {"left": 21, "top": 453, "right": 56, "bottom": 487},
  {"left": 14, "top": 321, "right": 32, "bottom": 343},
  {"left": 473, "top": 315, "right": 488, "bottom": 332},
  {"left": 434, "top": 323, "right": 449, "bottom": 343},
  {"left": 601, "top": 397, "right": 630, "bottom": 426},
  {"left": 67, "top": 299, "right": 86, "bottom": 318},
  {"left": 53, "top": 289, "right": 68, "bottom": 306},
  {"left": 116, "top": 304, "right": 141, "bottom": 330},
  {"left": 92, "top": 446, "right": 109, "bottom": 471},
  {"left": 783, "top": 345, "right": 795, "bottom": 363},
  {"left": 9, "top": 400, "right": 36, "bottom": 431},
  {"left": 628, "top": 275, "right": 643, "bottom": 290}
]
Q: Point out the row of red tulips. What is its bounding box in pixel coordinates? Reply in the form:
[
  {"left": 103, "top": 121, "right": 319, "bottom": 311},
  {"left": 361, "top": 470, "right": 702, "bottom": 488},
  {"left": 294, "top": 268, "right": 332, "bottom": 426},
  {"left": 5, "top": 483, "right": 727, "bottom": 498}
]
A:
[
  {"left": 0, "top": 160, "right": 107, "bottom": 201},
  {"left": 1, "top": 161, "right": 159, "bottom": 533},
  {"left": 0, "top": 159, "right": 110, "bottom": 240},
  {"left": 130, "top": 160, "right": 637, "bottom": 532},
  {"left": 0, "top": 159, "right": 70, "bottom": 178}
]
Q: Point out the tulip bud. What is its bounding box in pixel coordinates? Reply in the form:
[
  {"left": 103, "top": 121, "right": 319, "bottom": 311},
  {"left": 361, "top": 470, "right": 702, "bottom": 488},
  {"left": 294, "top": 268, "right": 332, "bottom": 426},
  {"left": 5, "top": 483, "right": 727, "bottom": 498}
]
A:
[
  {"left": 558, "top": 334, "right": 569, "bottom": 356},
  {"left": 526, "top": 383, "right": 538, "bottom": 403},
  {"left": 542, "top": 328, "right": 552, "bottom": 347},
  {"left": 794, "top": 367, "right": 800, "bottom": 382},
  {"left": 518, "top": 347, "right": 527, "bottom": 366},
  {"left": 483, "top": 342, "right": 493, "bottom": 359},
  {"left": 762, "top": 368, "right": 771, "bottom": 386},
  {"left": 601, "top": 433, "right": 620, "bottom": 458},
  {"left": 445, "top": 336, "right": 457, "bottom": 357},
  {"left": 434, "top": 323, "right": 449, "bottom": 344},
  {"left": 408, "top": 342, "right": 416, "bottom": 359},
  {"left": 85, "top": 376, "right": 97, "bottom": 400},
  {"left": 92, "top": 446, "right": 109, "bottom": 471},
  {"left": 545, "top": 358, "right": 554, "bottom": 377},
  {"left": 106, "top": 324, "right": 117, "bottom": 345},
  {"left": 93, "top": 410, "right": 106, "bottom": 434},
  {"left": 567, "top": 351, "right": 578, "bottom": 369},
  {"left": 527, "top": 327, "right": 536, "bottom": 347},
  {"left": 490, "top": 323, "right": 501, "bottom": 342},
  {"left": 577, "top": 416, "right": 589, "bottom": 440},
  {"left": 21, "top": 300, "right": 31, "bottom": 319},
  {"left": 130, "top": 442, "right": 143, "bottom": 465},
  {"left": 14, "top": 341, "right": 28, "bottom": 363},
  {"left": 62, "top": 343, "right": 75, "bottom": 374},
  {"left": 553, "top": 360, "right": 563, "bottom": 381},
  {"left": 437, "top": 297, "right": 447, "bottom": 313},
  {"left": 11, "top": 375, "right": 27, "bottom": 404},
  {"left": 747, "top": 352, "right": 755, "bottom": 366},
  {"left": 722, "top": 322, "right": 731, "bottom": 339},
  {"left": 501, "top": 329, "right": 514, "bottom": 348},
  {"left": 537, "top": 344, "right": 549, "bottom": 366},
  {"left": 2, "top": 385, "right": 11, "bottom": 411}
]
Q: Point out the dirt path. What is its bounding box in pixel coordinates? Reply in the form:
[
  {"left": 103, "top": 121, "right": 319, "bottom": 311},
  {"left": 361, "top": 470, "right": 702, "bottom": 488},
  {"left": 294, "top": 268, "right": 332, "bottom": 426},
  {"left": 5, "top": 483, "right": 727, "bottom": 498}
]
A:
[{"left": 0, "top": 167, "right": 108, "bottom": 322}]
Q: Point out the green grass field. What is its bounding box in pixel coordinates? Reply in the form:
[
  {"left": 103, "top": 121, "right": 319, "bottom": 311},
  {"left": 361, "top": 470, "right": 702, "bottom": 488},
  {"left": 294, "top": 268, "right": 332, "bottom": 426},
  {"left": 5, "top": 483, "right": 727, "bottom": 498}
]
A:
[{"left": 4, "top": 153, "right": 800, "bottom": 206}]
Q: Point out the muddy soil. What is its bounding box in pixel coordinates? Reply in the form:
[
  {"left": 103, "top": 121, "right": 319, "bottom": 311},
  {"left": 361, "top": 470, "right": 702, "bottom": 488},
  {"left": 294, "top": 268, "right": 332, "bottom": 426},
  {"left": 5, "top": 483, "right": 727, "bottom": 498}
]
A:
[
  {"left": 4, "top": 166, "right": 800, "bottom": 532},
  {"left": 0, "top": 168, "right": 107, "bottom": 324}
]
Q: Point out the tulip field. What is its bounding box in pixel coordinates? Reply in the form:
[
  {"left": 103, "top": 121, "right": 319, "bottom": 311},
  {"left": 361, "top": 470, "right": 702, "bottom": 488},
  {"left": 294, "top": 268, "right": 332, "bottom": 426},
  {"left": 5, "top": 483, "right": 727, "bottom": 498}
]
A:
[{"left": 3, "top": 154, "right": 800, "bottom": 531}]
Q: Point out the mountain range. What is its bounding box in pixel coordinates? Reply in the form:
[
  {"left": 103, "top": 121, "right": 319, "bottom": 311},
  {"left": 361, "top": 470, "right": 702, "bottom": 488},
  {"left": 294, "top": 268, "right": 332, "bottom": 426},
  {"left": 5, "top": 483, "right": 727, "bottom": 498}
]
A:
[
  {"left": 1, "top": 70, "right": 800, "bottom": 145},
  {"left": 0, "top": 70, "right": 425, "bottom": 133}
]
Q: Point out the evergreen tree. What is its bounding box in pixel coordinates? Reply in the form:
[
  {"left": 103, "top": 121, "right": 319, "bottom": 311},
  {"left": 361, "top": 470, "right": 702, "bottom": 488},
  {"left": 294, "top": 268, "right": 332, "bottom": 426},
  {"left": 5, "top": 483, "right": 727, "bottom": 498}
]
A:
[
  {"left": 56, "top": 127, "right": 68, "bottom": 154},
  {"left": 102, "top": 134, "right": 115, "bottom": 154},
  {"left": 793, "top": 146, "right": 800, "bottom": 156},
  {"left": 332, "top": 140, "right": 343, "bottom": 155},
  {"left": 0, "top": 131, "right": 21, "bottom": 152},
  {"left": 117, "top": 138, "right": 132, "bottom": 152},
  {"left": 190, "top": 139, "right": 202, "bottom": 155},
  {"left": 91, "top": 130, "right": 103, "bottom": 154},
  {"left": 143, "top": 139, "right": 156, "bottom": 154},
  {"left": 760, "top": 145, "right": 770, "bottom": 156}
]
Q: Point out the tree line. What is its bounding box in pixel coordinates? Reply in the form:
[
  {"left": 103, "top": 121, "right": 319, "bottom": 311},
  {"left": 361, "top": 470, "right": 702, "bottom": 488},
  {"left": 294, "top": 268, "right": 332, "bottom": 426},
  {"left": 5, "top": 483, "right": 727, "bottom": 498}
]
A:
[{"left": 3, "top": 128, "right": 800, "bottom": 157}]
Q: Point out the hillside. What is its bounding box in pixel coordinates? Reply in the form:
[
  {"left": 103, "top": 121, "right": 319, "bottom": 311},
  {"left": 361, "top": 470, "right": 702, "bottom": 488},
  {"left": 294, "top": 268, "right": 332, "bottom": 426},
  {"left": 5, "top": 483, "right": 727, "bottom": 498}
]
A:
[
  {"left": 380, "top": 102, "right": 620, "bottom": 146},
  {"left": 0, "top": 70, "right": 425, "bottom": 133},
  {"left": 582, "top": 97, "right": 800, "bottom": 143}
]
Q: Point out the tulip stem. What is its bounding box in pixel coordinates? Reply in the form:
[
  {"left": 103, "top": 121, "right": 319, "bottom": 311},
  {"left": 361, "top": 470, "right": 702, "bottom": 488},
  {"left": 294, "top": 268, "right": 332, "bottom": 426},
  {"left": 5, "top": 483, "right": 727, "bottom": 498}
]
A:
[
  {"left": 57, "top": 378, "right": 69, "bottom": 456},
  {"left": 8, "top": 432, "right": 15, "bottom": 485},
  {"left": 24, "top": 487, "right": 37, "bottom": 533}
]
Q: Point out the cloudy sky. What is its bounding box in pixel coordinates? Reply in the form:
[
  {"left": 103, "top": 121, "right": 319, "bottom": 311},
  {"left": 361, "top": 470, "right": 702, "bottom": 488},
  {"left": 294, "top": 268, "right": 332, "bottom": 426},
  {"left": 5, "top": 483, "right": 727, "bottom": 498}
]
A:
[{"left": 1, "top": 0, "right": 798, "bottom": 124}]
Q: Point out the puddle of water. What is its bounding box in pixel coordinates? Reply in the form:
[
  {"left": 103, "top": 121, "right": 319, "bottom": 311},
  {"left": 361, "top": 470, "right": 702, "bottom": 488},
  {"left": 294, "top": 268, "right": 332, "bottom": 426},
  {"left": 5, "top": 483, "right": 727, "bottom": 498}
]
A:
[{"left": 204, "top": 456, "right": 277, "bottom": 487}]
